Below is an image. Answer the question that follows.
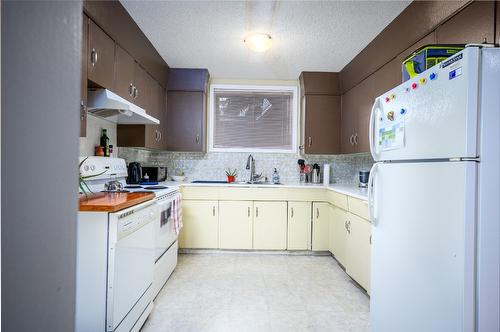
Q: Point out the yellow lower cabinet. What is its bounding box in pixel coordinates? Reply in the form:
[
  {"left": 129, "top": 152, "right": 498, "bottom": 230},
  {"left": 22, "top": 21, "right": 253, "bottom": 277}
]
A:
[
  {"left": 253, "top": 201, "right": 287, "bottom": 250},
  {"left": 287, "top": 201, "right": 312, "bottom": 250},
  {"left": 330, "top": 204, "right": 348, "bottom": 266},
  {"left": 179, "top": 200, "right": 218, "bottom": 249},
  {"left": 218, "top": 200, "right": 253, "bottom": 249},
  {"left": 312, "top": 202, "right": 330, "bottom": 251},
  {"left": 345, "top": 212, "right": 372, "bottom": 293}
]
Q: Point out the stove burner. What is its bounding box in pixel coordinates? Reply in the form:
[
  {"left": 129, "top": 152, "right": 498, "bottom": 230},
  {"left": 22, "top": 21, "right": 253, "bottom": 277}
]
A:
[
  {"left": 143, "top": 186, "right": 169, "bottom": 190},
  {"left": 101, "top": 190, "right": 131, "bottom": 193},
  {"left": 124, "top": 185, "right": 143, "bottom": 189}
]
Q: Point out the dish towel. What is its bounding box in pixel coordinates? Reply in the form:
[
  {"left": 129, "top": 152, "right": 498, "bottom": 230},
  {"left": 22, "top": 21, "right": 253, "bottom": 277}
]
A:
[{"left": 172, "top": 194, "right": 183, "bottom": 235}]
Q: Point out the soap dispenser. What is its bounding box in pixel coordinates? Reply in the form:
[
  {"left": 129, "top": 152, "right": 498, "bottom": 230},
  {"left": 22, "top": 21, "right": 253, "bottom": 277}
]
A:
[{"left": 272, "top": 168, "right": 280, "bottom": 184}]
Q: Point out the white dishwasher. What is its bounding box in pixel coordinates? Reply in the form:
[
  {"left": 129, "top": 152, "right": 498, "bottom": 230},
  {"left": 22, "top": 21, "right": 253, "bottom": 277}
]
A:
[{"left": 76, "top": 199, "right": 159, "bottom": 332}]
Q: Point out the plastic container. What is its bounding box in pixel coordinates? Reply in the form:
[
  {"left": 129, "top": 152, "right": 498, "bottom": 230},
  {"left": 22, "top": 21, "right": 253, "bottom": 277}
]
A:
[{"left": 402, "top": 44, "right": 464, "bottom": 82}]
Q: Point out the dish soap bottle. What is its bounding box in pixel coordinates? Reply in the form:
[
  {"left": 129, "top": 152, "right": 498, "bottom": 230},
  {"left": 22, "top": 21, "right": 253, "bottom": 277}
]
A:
[{"left": 272, "top": 168, "right": 280, "bottom": 184}]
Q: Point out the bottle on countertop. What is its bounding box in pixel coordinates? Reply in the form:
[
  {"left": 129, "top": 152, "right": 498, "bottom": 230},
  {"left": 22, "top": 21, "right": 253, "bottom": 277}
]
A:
[
  {"left": 100, "top": 129, "right": 110, "bottom": 157},
  {"left": 272, "top": 168, "right": 280, "bottom": 184}
]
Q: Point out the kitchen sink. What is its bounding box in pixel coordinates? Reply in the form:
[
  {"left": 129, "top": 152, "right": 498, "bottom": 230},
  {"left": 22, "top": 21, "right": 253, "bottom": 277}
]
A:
[{"left": 191, "top": 180, "right": 229, "bottom": 184}]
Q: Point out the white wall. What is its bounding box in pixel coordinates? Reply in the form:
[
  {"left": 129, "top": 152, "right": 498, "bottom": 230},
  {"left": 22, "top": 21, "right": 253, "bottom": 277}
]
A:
[{"left": 79, "top": 114, "right": 117, "bottom": 157}]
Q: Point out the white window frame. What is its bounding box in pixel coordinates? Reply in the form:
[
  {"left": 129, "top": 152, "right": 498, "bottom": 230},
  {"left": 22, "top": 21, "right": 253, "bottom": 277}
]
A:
[{"left": 208, "top": 83, "right": 298, "bottom": 153}]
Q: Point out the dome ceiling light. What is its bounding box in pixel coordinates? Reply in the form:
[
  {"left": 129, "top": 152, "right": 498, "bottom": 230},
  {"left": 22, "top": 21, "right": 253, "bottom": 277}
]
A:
[{"left": 244, "top": 32, "right": 273, "bottom": 53}]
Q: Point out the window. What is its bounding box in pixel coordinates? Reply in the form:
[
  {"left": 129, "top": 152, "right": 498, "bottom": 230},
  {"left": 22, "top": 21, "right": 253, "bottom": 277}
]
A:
[{"left": 209, "top": 84, "right": 298, "bottom": 152}]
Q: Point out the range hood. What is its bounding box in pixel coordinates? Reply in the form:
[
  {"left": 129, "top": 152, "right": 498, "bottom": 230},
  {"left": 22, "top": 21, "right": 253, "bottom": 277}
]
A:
[{"left": 87, "top": 89, "right": 159, "bottom": 125}]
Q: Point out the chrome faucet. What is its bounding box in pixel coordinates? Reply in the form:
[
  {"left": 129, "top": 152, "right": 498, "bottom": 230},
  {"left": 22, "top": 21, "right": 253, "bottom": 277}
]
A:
[{"left": 246, "top": 154, "right": 256, "bottom": 183}]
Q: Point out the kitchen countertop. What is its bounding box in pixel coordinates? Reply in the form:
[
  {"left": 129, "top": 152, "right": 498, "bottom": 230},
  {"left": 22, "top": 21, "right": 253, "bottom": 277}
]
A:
[
  {"left": 79, "top": 192, "right": 156, "bottom": 212},
  {"left": 159, "top": 181, "right": 368, "bottom": 200}
]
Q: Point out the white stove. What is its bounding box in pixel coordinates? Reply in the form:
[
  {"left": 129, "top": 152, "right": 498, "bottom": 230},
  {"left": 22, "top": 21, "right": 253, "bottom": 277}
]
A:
[{"left": 77, "top": 157, "right": 180, "bottom": 332}]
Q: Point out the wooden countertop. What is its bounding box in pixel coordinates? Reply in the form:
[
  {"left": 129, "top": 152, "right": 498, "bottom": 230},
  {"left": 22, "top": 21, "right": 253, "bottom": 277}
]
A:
[{"left": 79, "top": 192, "right": 155, "bottom": 212}]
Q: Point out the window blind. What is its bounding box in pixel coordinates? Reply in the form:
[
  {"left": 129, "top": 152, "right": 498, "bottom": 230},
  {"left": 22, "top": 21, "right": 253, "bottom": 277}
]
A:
[{"left": 213, "top": 90, "right": 294, "bottom": 151}]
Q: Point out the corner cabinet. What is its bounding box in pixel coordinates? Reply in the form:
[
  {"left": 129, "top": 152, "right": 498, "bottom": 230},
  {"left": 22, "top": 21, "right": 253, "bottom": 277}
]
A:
[
  {"left": 299, "top": 72, "right": 341, "bottom": 154},
  {"left": 345, "top": 212, "right": 372, "bottom": 293},
  {"left": 166, "top": 68, "right": 209, "bottom": 152}
]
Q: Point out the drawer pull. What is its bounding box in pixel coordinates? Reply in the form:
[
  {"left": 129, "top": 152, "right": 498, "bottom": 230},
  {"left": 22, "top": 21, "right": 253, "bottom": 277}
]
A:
[
  {"left": 290, "top": 207, "right": 294, "bottom": 218},
  {"left": 247, "top": 207, "right": 250, "bottom": 217},
  {"left": 316, "top": 208, "right": 319, "bottom": 219},
  {"left": 212, "top": 206, "right": 216, "bottom": 216},
  {"left": 256, "top": 207, "right": 259, "bottom": 218}
]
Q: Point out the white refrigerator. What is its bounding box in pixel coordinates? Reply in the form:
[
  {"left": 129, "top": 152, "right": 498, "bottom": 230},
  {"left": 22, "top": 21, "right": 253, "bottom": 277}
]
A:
[{"left": 368, "top": 46, "right": 499, "bottom": 332}]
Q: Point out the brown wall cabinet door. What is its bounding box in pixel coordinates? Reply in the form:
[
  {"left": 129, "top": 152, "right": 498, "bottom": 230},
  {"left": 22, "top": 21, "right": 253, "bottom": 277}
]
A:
[
  {"left": 113, "top": 45, "right": 135, "bottom": 102},
  {"left": 340, "top": 90, "right": 357, "bottom": 154},
  {"left": 300, "top": 72, "right": 340, "bottom": 96},
  {"left": 353, "top": 76, "right": 374, "bottom": 153},
  {"left": 303, "top": 95, "right": 341, "bottom": 154},
  {"left": 166, "top": 91, "right": 205, "bottom": 152},
  {"left": 133, "top": 62, "right": 149, "bottom": 109},
  {"left": 87, "top": 20, "right": 115, "bottom": 89},
  {"left": 80, "top": 14, "right": 88, "bottom": 137},
  {"left": 436, "top": 1, "right": 494, "bottom": 44}
]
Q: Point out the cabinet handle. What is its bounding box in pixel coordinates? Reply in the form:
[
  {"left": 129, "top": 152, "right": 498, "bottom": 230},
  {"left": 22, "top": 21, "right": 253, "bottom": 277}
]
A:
[
  {"left": 247, "top": 207, "right": 250, "bottom": 217},
  {"left": 349, "top": 134, "right": 354, "bottom": 145},
  {"left": 369, "top": 234, "right": 372, "bottom": 245},
  {"left": 158, "top": 131, "right": 162, "bottom": 142},
  {"left": 344, "top": 220, "right": 348, "bottom": 230},
  {"left": 80, "top": 100, "right": 87, "bottom": 121},
  {"left": 128, "top": 84, "right": 134, "bottom": 97},
  {"left": 133, "top": 86, "right": 139, "bottom": 99},
  {"left": 256, "top": 207, "right": 259, "bottom": 218},
  {"left": 196, "top": 134, "right": 200, "bottom": 143},
  {"left": 353, "top": 133, "right": 358, "bottom": 145},
  {"left": 90, "top": 48, "right": 97, "bottom": 66},
  {"left": 316, "top": 207, "right": 319, "bottom": 219},
  {"left": 290, "top": 207, "right": 294, "bottom": 218},
  {"left": 308, "top": 136, "right": 312, "bottom": 147},
  {"left": 212, "top": 206, "right": 216, "bottom": 217},
  {"left": 347, "top": 220, "right": 351, "bottom": 234}
]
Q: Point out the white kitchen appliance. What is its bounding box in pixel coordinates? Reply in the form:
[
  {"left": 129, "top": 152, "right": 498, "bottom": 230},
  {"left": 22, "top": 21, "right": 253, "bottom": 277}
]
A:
[
  {"left": 76, "top": 157, "right": 180, "bottom": 332},
  {"left": 77, "top": 157, "right": 158, "bottom": 332},
  {"left": 368, "top": 46, "right": 499, "bottom": 332}
]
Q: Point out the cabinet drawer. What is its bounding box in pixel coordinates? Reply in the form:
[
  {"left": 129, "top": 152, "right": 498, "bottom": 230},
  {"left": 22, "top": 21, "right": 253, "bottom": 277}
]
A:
[
  {"left": 287, "top": 188, "right": 326, "bottom": 201},
  {"left": 218, "top": 187, "right": 288, "bottom": 201},
  {"left": 348, "top": 196, "right": 370, "bottom": 220},
  {"left": 326, "top": 190, "right": 348, "bottom": 210},
  {"left": 181, "top": 186, "right": 219, "bottom": 200}
]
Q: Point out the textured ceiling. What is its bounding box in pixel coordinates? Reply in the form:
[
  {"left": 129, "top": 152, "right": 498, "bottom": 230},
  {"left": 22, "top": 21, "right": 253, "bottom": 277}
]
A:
[{"left": 121, "top": 0, "right": 410, "bottom": 80}]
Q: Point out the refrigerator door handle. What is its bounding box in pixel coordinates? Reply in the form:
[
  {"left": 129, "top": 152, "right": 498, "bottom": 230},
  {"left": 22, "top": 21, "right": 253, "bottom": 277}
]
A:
[
  {"left": 368, "top": 163, "right": 379, "bottom": 225},
  {"left": 369, "top": 98, "right": 380, "bottom": 161}
]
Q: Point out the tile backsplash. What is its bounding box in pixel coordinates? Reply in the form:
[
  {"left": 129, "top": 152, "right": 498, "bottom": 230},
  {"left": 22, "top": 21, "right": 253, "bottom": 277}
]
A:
[{"left": 117, "top": 148, "right": 373, "bottom": 185}]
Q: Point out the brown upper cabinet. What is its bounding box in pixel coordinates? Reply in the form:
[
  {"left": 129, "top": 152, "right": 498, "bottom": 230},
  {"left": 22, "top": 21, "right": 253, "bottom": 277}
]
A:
[
  {"left": 113, "top": 45, "right": 135, "bottom": 101},
  {"left": 436, "top": 1, "right": 494, "bottom": 44},
  {"left": 80, "top": 14, "right": 89, "bottom": 137},
  {"left": 117, "top": 74, "right": 168, "bottom": 150},
  {"left": 166, "top": 68, "right": 209, "bottom": 152},
  {"left": 87, "top": 20, "right": 115, "bottom": 89},
  {"left": 340, "top": 76, "right": 374, "bottom": 154},
  {"left": 299, "top": 72, "right": 341, "bottom": 154}
]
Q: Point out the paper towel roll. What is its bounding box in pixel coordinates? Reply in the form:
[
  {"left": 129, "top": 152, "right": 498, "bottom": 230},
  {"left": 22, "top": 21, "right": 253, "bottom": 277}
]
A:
[{"left": 323, "top": 164, "right": 330, "bottom": 185}]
